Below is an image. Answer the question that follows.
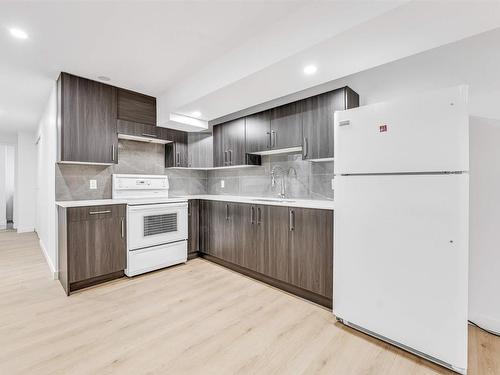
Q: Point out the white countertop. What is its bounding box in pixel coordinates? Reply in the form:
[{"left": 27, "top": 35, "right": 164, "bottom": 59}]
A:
[
  {"left": 175, "top": 195, "right": 334, "bottom": 210},
  {"left": 56, "top": 195, "right": 334, "bottom": 210}
]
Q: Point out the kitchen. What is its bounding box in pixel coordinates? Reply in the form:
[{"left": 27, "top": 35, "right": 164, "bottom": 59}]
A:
[{"left": 1, "top": 2, "right": 500, "bottom": 375}]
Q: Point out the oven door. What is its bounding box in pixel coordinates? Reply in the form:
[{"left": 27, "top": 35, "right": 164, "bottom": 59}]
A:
[{"left": 128, "top": 202, "right": 188, "bottom": 250}]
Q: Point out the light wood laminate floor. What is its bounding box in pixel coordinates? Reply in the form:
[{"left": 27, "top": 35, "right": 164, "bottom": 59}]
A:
[{"left": 1, "top": 231, "right": 498, "bottom": 375}]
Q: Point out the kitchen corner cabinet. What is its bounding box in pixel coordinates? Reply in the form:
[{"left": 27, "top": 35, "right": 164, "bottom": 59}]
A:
[
  {"left": 213, "top": 118, "right": 246, "bottom": 167},
  {"left": 164, "top": 128, "right": 188, "bottom": 167},
  {"left": 58, "top": 204, "right": 127, "bottom": 295},
  {"left": 57, "top": 72, "right": 118, "bottom": 164},
  {"left": 199, "top": 201, "right": 333, "bottom": 307},
  {"left": 187, "top": 200, "right": 200, "bottom": 258},
  {"left": 302, "top": 87, "right": 359, "bottom": 160}
]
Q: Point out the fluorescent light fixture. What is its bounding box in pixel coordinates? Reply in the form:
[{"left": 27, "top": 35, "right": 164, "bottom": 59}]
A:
[
  {"left": 303, "top": 65, "right": 317, "bottom": 75},
  {"left": 9, "top": 27, "right": 28, "bottom": 40},
  {"left": 191, "top": 111, "right": 202, "bottom": 118}
]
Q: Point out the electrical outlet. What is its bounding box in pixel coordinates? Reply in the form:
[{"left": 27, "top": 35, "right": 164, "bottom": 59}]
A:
[
  {"left": 89, "top": 179, "right": 97, "bottom": 190},
  {"left": 220, "top": 180, "right": 225, "bottom": 188},
  {"left": 331, "top": 178, "right": 334, "bottom": 190}
]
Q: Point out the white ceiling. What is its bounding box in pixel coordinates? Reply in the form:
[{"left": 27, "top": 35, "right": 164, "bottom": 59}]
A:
[
  {"left": 168, "top": 0, "right": 500, "bottom": 126},
  {"left": 2, "top": 1, "right": 500, "bottom": 135},
  {"left": 0, "top": 1, "right": 308, "bottom": 133}
]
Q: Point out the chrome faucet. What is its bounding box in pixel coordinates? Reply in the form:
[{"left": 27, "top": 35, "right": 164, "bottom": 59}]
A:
[{"left": 271, "top": 166, "right": 297, "bottom": 199}]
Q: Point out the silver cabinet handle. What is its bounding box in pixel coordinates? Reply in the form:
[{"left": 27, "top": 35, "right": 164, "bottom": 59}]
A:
[
  {"left": 226, "top": 204, "right": 229, "bottom": 221},
  {"left": 271, "top": 131, "right": 277, "bottom": 148},
  {"left": 250, "top": 206, "right": 255, "bottom": 224},
  {"left": 229, "top": 150, "right": 232, "bottom": 165},
  {"left": 257, "top": 207, "right": 262, "bottom": 225},
  {"left": 224, "top": 150, "right": 228, "bottom": 165},
  {"left": 303, "top": 137, "right": 308, "bottom": 158},
  {"left": 121, "top": 218, "right": 125, "bottom": 238},
  {"left": 142, "top": 133, "right": 157, "bottom": 138},
  {"left": 89, "top": 210, "right": 111, "bottom": 215},
  {"left": 289, "top": 209, "right": 295, "bottom": 231},
  {"left": 266, "top": 132, "right": 272, "bottom": 149},
  {"left": 111, "top": 145, "right": 116, "bottom": 161},
  {"left": 176, "top": 151, "right": 180, "bottom": 166}
]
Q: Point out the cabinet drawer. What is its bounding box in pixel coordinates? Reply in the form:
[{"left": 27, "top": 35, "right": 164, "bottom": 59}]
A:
[
  {"left": 67, "top": 205, "right": 125, "bottom": 222},
  {"left": 127, "top": 241, "right": 187, "bottom": 277}
]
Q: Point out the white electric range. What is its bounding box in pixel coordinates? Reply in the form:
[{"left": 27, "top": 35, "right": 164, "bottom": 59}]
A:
[{"left": 112, "top": 174, "right": 188, "bottom": 277}]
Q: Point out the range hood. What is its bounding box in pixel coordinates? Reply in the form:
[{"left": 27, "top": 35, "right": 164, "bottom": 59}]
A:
[{"left": 117, "top": 133, "right": 171, "bottom": 144}]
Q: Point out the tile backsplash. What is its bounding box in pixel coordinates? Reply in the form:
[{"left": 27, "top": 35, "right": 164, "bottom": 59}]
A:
[
  {"left": 55, "top": 140, "right": 207, "bottom": 201},
  {"left": 55, "top": 140, "right": 334, "bottom": 201},
  {"left": 207, "top": 154, "right": 334, "bottom": 200}
]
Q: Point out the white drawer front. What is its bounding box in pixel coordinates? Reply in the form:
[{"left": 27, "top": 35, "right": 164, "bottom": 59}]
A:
[{"left": 126, "top": 241, "right": 187, "bottom": 277}]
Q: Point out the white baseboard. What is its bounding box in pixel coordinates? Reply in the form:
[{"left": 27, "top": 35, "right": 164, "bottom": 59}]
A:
[
  {"left": 17, "top": 227, "right": 35, "bottom": 233},
  {"left": 39, "top": 239, "right": 58, "bottom": 280},
  {"left": 469, "top": 312, "right": 500, "bottom": 335}
]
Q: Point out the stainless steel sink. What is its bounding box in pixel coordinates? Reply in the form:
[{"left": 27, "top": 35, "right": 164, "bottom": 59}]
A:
[{"left": 251, "top": 198, "right": 296, "bottom": 203}]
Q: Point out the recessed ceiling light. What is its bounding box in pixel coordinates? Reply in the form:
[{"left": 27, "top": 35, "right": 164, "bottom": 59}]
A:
[
  {"left": 97, "top": 76, "right": 111, "bottom": 82},
  {"left": 303, "top": 65, "right": 317, "bottom": 75},
  {"left": 191, "top": 111, "right": 202, "bottom": 118},
  {"left": 9, "top": 28, "right": 28, "bottom": 40}
]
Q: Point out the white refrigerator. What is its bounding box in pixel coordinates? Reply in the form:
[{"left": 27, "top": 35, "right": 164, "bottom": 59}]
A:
[{"left": 333, "top": 86, "right": 469, "bottom": 374}]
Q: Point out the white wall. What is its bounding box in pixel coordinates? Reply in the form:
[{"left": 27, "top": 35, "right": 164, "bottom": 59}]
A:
[
  {"left": 469, "top": 116, "right": 500, "bottom": 334},
  {"left": 15, "top": 132, "right": 37, "bottom": 233},
  {"left": 0, "top": 145, "right": 5, "bottom": 229},
  {"left": 36, "top": 83, "right": 58, "bottom": 276}
]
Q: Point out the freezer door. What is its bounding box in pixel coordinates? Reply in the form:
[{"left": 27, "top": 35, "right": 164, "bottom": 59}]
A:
[
  {"left": 334, "top": 86, "right": 469, "bottom": 175},
  {"left": 333, "top": 174, "right": 468, "bottom": 372}
]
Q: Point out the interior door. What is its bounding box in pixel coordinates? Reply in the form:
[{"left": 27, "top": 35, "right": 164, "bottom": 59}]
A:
[{"left": 334, "top": 174, "right": 468, "bottom": 371}]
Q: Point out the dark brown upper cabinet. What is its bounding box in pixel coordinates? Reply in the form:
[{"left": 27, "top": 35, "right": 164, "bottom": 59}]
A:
[
  {"left": 213, "top": 118, "right": 246, "bottom": 167},
  {"left": 270, "top": 101, "right": 303, "bottom": 150},
  {"left": 57, "top": 73, "right": 118, "bottom": 164},
  {"left": 117, "top": 88, "right": 156, "bottom": 126},
  {"left": 302, "top": 87, "right": 359, "bottom": 160},
  {"left": 164, "top": 128, "right": 188, "bottom": 167},
  {"left": 245, "top": 110, "right": 271, "bottom": 153}
]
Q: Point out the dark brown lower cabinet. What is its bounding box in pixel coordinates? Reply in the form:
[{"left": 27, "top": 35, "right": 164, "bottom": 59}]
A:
[
  {"left": 58, "top": 204, "right": 127, "bottom": 295},
  {"left": 289, "top": 207, "right": 333, "bottom": 298},
  {"left": 198, "top": 200, "right": 333, "bottom": 308},
  {"left": 188, "top": 200, "right": 200, "bottom": 259}
]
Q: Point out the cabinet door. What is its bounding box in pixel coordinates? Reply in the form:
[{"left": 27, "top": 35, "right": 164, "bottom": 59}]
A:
[
  {"left": 223, "top": 118, "right": 246, "bottom": 166},
  {"left": 270, "top": 101, "right": 303, "bottom": 149},
  {"left": 239, "top": 204, "right": 257, "bottom": 271},
  {"left": 245, "top": 111, "right": 271, "bottom": 153},
  {"left": 254, "top": 205, "right": 269, "bottom": 274},
  {"left": 212, "top": 124, "right": 224, "bottom": 167},
  {"left": 67, "top": 205, "right": 126, "bottom": 283},
  {"left": 188, "top": 200, "right": 199, "bottom": 256},
  {"left": 302, "top": 90, "right": 344, "bottom": 160},
  {"left": 117, "top": 119, "right": 159, "bottom": 140},
  {"left": 199, "top": 200, "right": 211, "bottom": 254},
  {"left": 188, "top": 132, "right": 213, "bottom": 168},
  {"left": 117, "top": 88, "right": 156, "bottom": 126},
  {"left": 59, "top": 73, "right": 118, "bottom": 164},
  {"left": 289, "top": 207, "right": 333, "bottom": 298},
  {"left": 266, "top": 205, "right": 290, "bottom": 282},
  {"left": 165, "top": 129, "right": 188, "bottom": 167},
  {"left": 208, "top": 200, "right": 227, "bottom": 259}
]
